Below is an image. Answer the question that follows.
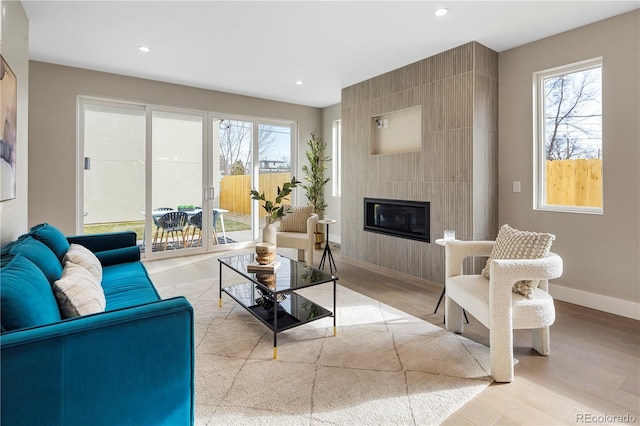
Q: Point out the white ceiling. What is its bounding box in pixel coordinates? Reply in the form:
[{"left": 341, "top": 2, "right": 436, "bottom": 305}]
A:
[{"left": 21, "top": 0, "right": 639, "bottom": 108}]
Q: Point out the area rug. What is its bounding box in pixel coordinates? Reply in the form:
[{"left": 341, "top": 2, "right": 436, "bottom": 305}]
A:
[{"left": 156, "top": 276, "right": 493, "bottom": 425}]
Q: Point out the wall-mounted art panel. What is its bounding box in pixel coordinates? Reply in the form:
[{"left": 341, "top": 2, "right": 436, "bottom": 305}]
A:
[{"left": 0, "top": 55, "right": 17, "bottom": 201}]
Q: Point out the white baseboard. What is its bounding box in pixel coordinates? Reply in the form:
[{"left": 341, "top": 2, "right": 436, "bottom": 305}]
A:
[{"left": 550, "top": 283, "right": 640, "bottom": 321}]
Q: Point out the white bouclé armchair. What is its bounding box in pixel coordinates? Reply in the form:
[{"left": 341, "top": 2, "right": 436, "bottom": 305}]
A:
[
  {"left": 275, "top": 205, "right": 318, "bottom": 266},
  {"left": 444, "top": 239, "right": 563, "bottom": 382}
]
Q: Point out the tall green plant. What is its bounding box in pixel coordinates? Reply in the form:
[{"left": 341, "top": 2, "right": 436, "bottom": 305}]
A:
[{"left": 301, "top": 131, "right": 331, "bottom": 214}]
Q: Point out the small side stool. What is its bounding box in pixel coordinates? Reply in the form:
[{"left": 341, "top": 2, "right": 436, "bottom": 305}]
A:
[
  {"left": 435, "top": 238, "right": 468, "bottom": 323},
  {"left": 318, "top": 219, "right": 337, "bottom": 274}
]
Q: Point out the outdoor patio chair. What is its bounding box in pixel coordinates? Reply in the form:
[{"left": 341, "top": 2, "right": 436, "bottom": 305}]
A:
[
  {"left": 188, "top": 211, "right": 219, "bottom": 247},
  {"left": 156, "top": 211, "right": 189, "bottom": 250},
  {"left": 151, "top": 207, "right": 174, "bottom": 247}
]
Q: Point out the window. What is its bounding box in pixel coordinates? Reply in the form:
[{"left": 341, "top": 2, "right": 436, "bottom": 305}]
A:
[
  {"left": 534, "top": 58, "right": 603, "bottom": 214},
  {"left": 332, "top": 120, "right": 341, "bottom": 197}
]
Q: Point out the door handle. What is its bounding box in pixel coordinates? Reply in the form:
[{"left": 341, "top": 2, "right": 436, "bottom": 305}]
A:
[{"left": 204, "top": 187, "right": 215, "bottom": 200}]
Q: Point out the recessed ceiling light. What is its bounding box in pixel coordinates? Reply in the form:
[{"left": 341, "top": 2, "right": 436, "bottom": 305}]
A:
[
  {"left": 296, "top": 80, "right": 304, "bottom": 85},
  {"left": 434, "top": 8, "right": 448, "bottom": 17},
  {"left": 138, "top": 46, "right": 150, "bottom": 53}
]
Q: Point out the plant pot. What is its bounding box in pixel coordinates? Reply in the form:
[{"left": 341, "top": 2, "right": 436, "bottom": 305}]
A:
[
  {"left": 262, "top": 223, "right": 277, "bottom": 245},
  {"left": 314, "top": 232, "right": 325, "bottom": 249}
]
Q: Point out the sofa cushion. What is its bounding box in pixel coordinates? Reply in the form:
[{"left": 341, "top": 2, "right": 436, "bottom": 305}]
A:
[
  {"left": 276, "top": 232, "right": 309, "bottom": 250},
  {"left": 0, "top": 234, "right": 27, "bottom": 257},
  {"left": 53, "top": 262, "right": 107, "bottom": 318},
  {"left": 5, "top": 236, "right": 63, "bottom": 284},
  {"left": 481, "top": 224, "right": 555, "bottom": 298},
  {"left": 0, "top": 254, "right": 62, "bottom": 331},
  {"left": 448, "top": 274, "right": 556, "bottom": 329},
  {"left": 64, "top": 243, "right": 103, "bottom": 282},
  {"left": 94, "top": 246, "right": 141, "bottom": 267},
  {"left": 101, "top": 262, "right": 160, "bottom": 310},
  {"left": 66, "top": 231, "right": 137, "bottom": 253},
  {"left": 280, "top": 205, "right": 312, "bottom": 233},
  {"left": 29, "top": 223, "right": 70, "bottom": 262}
]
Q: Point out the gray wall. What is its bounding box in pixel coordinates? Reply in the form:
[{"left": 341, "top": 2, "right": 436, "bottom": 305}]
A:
[
  {"left": 0, "top": 0, "right": 29, "bottom": 245},
  {"left": 340, "top": 42, "right": 499, "bottom": 283},
  {"left": 28, "top": 61, "right": 322, "bottom": 235},
  {"left": 499, "top": 10, "right": 639, "bottom": 313}
]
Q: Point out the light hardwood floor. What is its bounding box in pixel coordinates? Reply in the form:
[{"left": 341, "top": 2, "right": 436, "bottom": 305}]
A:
[
  {"left": 146, "top": 245, "right": 640, "bottom": 425},
  {"left": 323, "top": 245, "right": 640, "bottom": 425}
]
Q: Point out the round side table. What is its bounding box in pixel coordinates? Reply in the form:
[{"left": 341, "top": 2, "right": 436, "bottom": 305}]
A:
[
  {"left": 434, "top": 238, "right": 468, "bottom": 323},
  {"left": 434, "top": 238, "right": 452, "bottom": 313},
  {"left": 318, "top": 219, "right": 337, "bottom": 274}
]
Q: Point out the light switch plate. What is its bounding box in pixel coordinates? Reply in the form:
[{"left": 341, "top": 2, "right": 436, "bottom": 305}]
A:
[{"left": 513, "top": 181, "right": 521, "bottom": 192}]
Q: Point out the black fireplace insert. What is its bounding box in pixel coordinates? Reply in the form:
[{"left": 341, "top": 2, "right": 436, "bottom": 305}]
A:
[{"left": 363, "top": 198, "right": 430, "bottom": 242}]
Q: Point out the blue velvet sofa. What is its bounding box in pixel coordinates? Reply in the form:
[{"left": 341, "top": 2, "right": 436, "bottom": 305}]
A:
[{"left": 0, "top": 223, "right": 194, "bottom": 426}]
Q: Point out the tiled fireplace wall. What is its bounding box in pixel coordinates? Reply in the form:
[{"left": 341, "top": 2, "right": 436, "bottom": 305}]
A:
[{"left": 341, "top": 42, "right": 498, "bottom": 283}]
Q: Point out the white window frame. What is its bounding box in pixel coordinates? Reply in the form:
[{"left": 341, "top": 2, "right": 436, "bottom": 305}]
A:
[
  {"left": 331, "top": 119, "right": 341, "bottom": 197},
  {"left": 533, "top": 57, "right": 603, "bottom": 215}
]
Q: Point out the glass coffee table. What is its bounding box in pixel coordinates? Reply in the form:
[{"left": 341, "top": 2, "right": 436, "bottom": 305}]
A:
[{"left": 218, "top": 253, "right": 338, "bottom": 359}]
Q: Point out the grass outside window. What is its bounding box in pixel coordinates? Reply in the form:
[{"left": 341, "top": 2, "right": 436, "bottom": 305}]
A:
[{"left": 84, "top": 218, "right": 250, "bottom": 241}]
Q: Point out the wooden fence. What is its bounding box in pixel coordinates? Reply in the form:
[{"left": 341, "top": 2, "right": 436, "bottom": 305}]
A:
[
  {"left": 220, "top": 173, "right": 292, "bottom": 216},
  {"left": 220, "top": 160, "right": 601, "bottom": 213},
  {"left": 546, "top": 159, "right": 602, "bottom": 207}
]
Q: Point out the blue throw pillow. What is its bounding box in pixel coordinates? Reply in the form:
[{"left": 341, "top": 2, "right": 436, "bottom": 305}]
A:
[
  {"left": 0, "top": 234, "right": 29, "bottom": 257},
  {"left": 29, "top": 223, "right": 70, "bottom": 262},
  {"left": 0, "top": 234, "right": 30, "bottom": 268},
  {"left": 0, "top": 254, "right": 62, "bottom": 332},
  {"left": 6, "top": 236, "right": 63, "bottom": 284}
]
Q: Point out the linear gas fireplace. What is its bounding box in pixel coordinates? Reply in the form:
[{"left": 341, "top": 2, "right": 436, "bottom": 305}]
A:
[{"left": 363, "top": 198, "right": 430, "bottom": 242}]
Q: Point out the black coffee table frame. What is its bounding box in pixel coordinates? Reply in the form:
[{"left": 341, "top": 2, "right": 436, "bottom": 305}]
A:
[{"left": 218, "top": 253, "right": 338, "bottom": 359}]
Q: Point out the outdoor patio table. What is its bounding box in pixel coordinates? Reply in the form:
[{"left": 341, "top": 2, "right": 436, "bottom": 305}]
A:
[{"left": 143, "top": 209, "right": 229, "bottom": 244}]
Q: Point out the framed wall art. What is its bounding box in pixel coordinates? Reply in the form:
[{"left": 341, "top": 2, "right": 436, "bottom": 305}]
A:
[{"left": 1, "top": 55, "right": 17, "bottom": 201}]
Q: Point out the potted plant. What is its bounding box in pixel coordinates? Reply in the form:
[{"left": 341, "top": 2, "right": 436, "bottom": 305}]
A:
[
  {"left": 250, "top": 176, "right": 300, "bottom": 244},
  {"left": 177, "top": 204, "right": 196, "bottom": 212},
  {"left": 301, "top": 131, "right": 331, "bottom": 248}
]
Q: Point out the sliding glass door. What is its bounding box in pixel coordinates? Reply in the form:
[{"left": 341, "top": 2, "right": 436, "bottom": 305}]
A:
[
  {"left": 80, "top": 97, "right": 295, "bottom": 258},
  {"left": 213, "top": 118, "right": 253, "bottom": 245},
  {"left": 150, "top": 110, "right": 206, "bottom": 254},
  {"left": 80, "top": 101, "right": 146, "bottom": 243},
  {"left": 214, "top": 118, "right": 295, "bottom": 243}
]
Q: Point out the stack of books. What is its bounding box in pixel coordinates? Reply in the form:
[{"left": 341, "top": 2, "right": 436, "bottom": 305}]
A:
[{"left": 246, "top": 260, "right": 281, "bottom": 273}]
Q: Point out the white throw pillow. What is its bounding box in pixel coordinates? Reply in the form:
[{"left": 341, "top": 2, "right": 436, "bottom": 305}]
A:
[
  {"left": 64, "top": 243, "right": 102, "bottom": 282},
  {"left": 481, "top": 224, "right": 555, "bottom": 298},
  {"left": 53, "top": 262, "right": 106, "bottom": 318}
]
